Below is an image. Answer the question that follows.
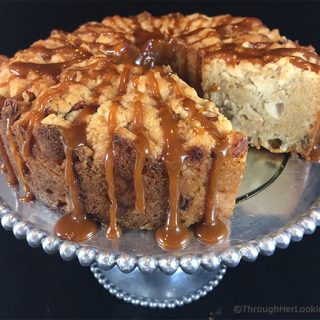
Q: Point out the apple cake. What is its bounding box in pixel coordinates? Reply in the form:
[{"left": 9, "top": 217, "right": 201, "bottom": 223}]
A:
[{"left": 0, "top": 12, "right": 318, "bottom": 249}]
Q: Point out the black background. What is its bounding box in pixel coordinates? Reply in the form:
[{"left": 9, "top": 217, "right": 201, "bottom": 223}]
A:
[{"left": 1, "top": 1, "right": 320, "bottom": 319}]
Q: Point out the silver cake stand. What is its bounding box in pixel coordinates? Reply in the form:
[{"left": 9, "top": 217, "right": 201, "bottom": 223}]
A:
[{"left": 1, "top": 149, "right": 320, "bottom": 308}]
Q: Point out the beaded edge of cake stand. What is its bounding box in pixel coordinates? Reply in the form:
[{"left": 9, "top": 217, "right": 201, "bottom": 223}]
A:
[{"left": 0, "top": 197, "right": 319, "bottom": 274}]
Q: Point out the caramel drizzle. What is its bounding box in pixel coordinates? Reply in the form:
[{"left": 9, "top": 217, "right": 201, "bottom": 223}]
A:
[
  {"left": 146, "top": 71, "right": 190, "bottom": 250},
  {"left": 105, "top": 102, "right": 121, "bottom": 239},
  {"left": 60, "top": 56, "right": 117, "bottom": 85},
  {"left": 54, "top": 105, "right": 98, "bottom": 242},
  {"left": 182, "top": 97, "right": 221, "bottom": 137},
  {"left": 104, "top": 63, "right": 132, "bottom": 239},
  {"left": 9, "top": 47, "right": 91, "bottom": 80},
  {"left": 156, "top": 104, "right": 191, "bottom": 250},
  {"left": 169, "top": 78, "right": 228, "bottom": 244},
  {"left": 6, "top": 117, "right": 33, "bottom": 202},
  {"left": 193, "top": 145, "right": 228, "bottom": 245},
  {"left": 64, "top": 135, "right": 83, "bottom": 216},
  {"left": 10, "top": 59, "right": 91, "bottom": 201},
  {"left": 29, "top": 44, "right": 83, "bottom": 61},
  {"left": 18, "top": 82, "right": 70, "bottom": 159},
  {"left": 62, "top": 108, "right": 93, "bottom": 219},
  {"left": 6, "top": 56, "right": 133, "bottom": 241},
  {"left": 132, "top": 99, "right": 150, "bottom": 212},
  {"left": 131, "top": 16, "right": 177, "bottom": 69},
  {"left": 130, "top": 77, "right": 151, "bottom": 213},
  {"left": 53, "top": 61, "right": 132, "bottom": 241},
  {"left": 0, "top": 135, "right": 17, "bottom": 186},
  {"left": 3, "top": 42, "right": 92, "bottom": 203},
  {"left": 118, "top": 63, "right": 131, "bottom": 94},
  {"left": 9, "top": 61, "right": 65, "bottom": 79}
]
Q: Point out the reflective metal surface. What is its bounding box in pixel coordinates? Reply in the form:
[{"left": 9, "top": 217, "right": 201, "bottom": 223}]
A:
[
  {"left": 90, "top": 263, "right": 226, "bottom": 308},
  {"left": 1, "top": 149, "right": 320, "bottom": 308}
]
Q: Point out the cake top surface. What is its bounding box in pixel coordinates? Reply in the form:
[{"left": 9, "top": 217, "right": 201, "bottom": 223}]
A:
[
  {"left": 1, "top": 11, "right": 316, "bottom": 160},
  {"left": 36, "top": 56, "right": 231, "bottom": 159},
  {"left": 0, "top": 12, "right": 256, "bottom": 160},
  {"left": 1, "top": 12, "right": 320, "bottom": 99}
]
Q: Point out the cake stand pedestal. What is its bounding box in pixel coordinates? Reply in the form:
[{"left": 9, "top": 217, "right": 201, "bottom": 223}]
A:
[{"left": 90, "top": 262, "right": 226, "bottom": 308}]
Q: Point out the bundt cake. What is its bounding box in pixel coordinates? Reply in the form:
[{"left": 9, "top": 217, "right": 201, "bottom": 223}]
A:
[{"left": 0, "top": 12, "right": 318, "bottom": 249}]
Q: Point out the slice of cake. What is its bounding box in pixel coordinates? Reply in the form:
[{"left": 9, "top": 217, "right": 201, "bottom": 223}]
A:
[{"left": 179, "top": 14, "right": 320, "bottom": 160}]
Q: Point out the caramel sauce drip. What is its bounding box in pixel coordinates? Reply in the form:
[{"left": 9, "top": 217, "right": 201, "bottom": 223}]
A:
[
  {"left": 133, "top": 28, "right": 173, "bottom": 69},
  {"left": 104, "top": 64, "right": 133, "bottom": 239},
  {"left": 6, "top": 118, "right": 33, "bottom": 202},
  {"left": 9, "top": 48, "right": 91, "bottom": 80},
  {"left": 60, "top": 57, "right": 117, "bottom": 88},
  {"left": 19, "top": 110, "right": 44, "bottom": 159},
  {"left": 30, "top": 44, "right": 84, "bottom": 61},
  {"left": 131, "top": 15, "right": 177, "bottom": 69},
  {"left": 169, "top": 78, "right": 228, "bottom": 244},
  {"left": 0, "top": 135, "right": 17, "bottom": 186},
  {"left": 132, "top": 99, "right": 150, "bottom": 212},
  {"left": 182, "top": 97, "right": 221, "bottom": 137},
  {"left": 130, "top": 78, "right": 151, "bottom": 213},
  {"left": 105, "top": 102, "right": 121, "bottom": 240},
  {"left": 7, "top": 41, "right": 99, "bottom": 240},
  {"left": 134, "top": 28, "right": 165, "bottom": 49},
  {"left": 156, "top": 104, "right": 191, "bottom": 250},
  {"left": 16, "top": 81, "right": 70, "bottom": 160},
  {"left": 10, "top": 61, "right": 66, "bottom": 79},
  {"left": 193, "top": 143, "right": 228, "bottom": 244},
  {"left": 183, "top": 99, "right": 228, "bottom": 243},
  {"left": 54, "top": 105, "right": 98, "bottom": 242},
  {"left": 4, "top": 44, "right": 91, "bottom": 206},
  {"left": 146, "top": 71, "right": 191, "bottom": 250},
  {"left": 118, "top": 63, "right": 131, "bottom": 95},
  {"left": 4, "top": 101, "right": 50, "bottom": 205}
]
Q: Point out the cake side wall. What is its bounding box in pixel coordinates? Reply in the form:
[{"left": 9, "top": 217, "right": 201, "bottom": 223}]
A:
[{"left": 0, "top": 105, "right": 247, "bottom": 230}]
